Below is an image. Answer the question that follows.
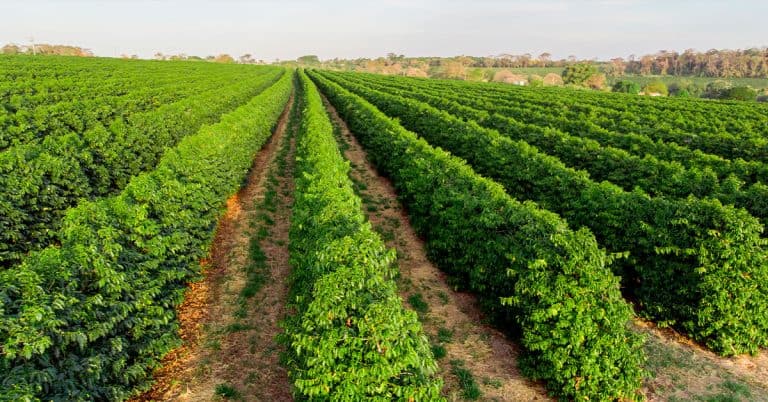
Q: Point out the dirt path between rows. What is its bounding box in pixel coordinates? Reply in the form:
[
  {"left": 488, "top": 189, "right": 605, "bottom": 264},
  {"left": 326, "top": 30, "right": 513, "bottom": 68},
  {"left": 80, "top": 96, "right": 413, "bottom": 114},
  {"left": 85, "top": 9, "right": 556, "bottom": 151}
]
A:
[
  {"left": 131, "top": 93, "right": 296, "bottom": 402},
  {"left": 321, "top": 96, "right": 551, "bottom": 402},
  {"left": 638, "top": 319, "right": 768, "bottom": 401}
]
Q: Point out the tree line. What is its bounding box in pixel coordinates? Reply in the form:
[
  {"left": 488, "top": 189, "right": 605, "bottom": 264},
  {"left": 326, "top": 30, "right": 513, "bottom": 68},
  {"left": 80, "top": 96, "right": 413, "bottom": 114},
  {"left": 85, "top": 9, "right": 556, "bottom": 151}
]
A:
[
  {"left": 607, "top": 48, "right": 768, "bottom": 78},
  {"left": 5, "top": 43, "right": 767, "bottom": 80},
  {"left": 1, "top": 43, "right": 93, "bottom": 57},
  {"left": 289, "top": 48, "right": 768, "bottom": 80}
]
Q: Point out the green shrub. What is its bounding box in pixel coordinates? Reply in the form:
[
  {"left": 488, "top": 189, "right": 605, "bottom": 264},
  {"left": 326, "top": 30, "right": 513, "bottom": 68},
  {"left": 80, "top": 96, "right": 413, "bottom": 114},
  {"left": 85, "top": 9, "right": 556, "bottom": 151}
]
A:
[
  {"left": 642, "top": 80, "right": 669, "bottom": 96},
  {"left": 562, "top": 63, "right": 598, "bottom": 85},
  {"left": 721, "top": 86, "right": 757, "bottom": 101},
  {"left": 0, "top": 70, "right": 293, "bottom": 400},
  {"left": 0, "top": 67, "right": 284, "bottom": 268},
  {"left": 320, "top": 70, "right": 768, "bottom": 357},
  {"left": 282, "top": 70, "right": 442, "bottom": 401},
  {"left": 612, "top": 80, "right": 641, "bottom": 94},
  {"left": 311, "top": 70, "right": 645, "bottom": 401}
]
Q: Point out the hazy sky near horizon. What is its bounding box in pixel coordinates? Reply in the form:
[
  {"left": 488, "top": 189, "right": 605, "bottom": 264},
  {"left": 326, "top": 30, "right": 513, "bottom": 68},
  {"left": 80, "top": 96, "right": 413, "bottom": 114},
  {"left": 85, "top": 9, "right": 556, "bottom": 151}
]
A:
[{"left": 1, "top": 0, "right": 766, "bottom": 61}]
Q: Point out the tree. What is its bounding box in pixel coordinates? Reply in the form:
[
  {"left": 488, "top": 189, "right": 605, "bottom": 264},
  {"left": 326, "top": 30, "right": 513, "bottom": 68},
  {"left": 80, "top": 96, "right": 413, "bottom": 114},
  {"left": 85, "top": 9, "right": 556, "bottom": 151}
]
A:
[
  {"left": 24, "top": 44, "right": 92, "bottom": 57},
  {"left": 612, "top": 80, "right": 641, "bottom": 94},
  {"left": 443, "top": 61, "right": 467, "bottom": 80},
  {"left": 542, "top": 73, "right": 564, "bottom": 86},
  {"left": 493, "top": 70, "right": 526, "bottom": 84},
  {"left": 239, "top": 53, "right": 254, "bottom": 64},
  {"left": 297, "top": 55, "right": 320, "bottom": 65},
  {"left": 1, "top": 43, "right": 21, "bottom": 54},
  {"left": 702, "top": 80, "right": 732, "bottom": 99},
  {"left": 668, "top": 79, "right": 703, "bottom": 97},
  {"left": 720, "top": 86, "right": 757, "bottom": 101},
  {"left": 383, "top": 63, "right": 403, "bottom": 75},
  {"left": 528, "top": 74, "right": 544, "bottom": 87},
  {"left": 562, "top": 63, "right": 598, "bottom": 85},
  {"left": 214, "top": 54, "right": 235, "bottom": 63},
  {"left": 642, "top": 80, "right": 669, "bottom": 96},
  {"left": 584, "top": 73, "right": 607, "bottom": 90},
  {"left": 386, "top": 52, "right": 405, "bottom": 62},
  {"left": 655, "top": 50, "right": 671, "bottom": 75},
  {"left": 639, "top": 55, "right": 654, "bottom": 75},
  {"left": 606, "top": 57, "right": 626, "bottom": 77},
  {"left": 538, "top": 52, "right": 552, "bottom": 67},
  {"left": 405, "top": 67, "right": 428, "bottom": 78},
  {"left": 519, "top": 53, "right": 532, "bottom": 68}
]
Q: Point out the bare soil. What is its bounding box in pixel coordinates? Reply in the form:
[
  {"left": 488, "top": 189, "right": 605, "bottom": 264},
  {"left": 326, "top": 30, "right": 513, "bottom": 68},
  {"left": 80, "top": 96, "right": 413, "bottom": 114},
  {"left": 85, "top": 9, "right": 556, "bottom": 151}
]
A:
[
  {"left": 131, "top": 94, "right": 296, "bottom": 402},
  {"left": 638, "top": 319, "right": 768, "bottom": 401},
  {"left": 322, "top": 96, "right": 551, "bottom": 402}
]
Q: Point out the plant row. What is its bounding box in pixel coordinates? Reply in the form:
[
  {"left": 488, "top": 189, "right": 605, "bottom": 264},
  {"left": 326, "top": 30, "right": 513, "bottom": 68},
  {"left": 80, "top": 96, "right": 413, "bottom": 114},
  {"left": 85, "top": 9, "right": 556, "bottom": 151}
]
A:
[
  {"left": 309, "top": 70, "right": 645, "bottom": 401},
  {"left": 328, "top": 72, "right": 768, "bottom": 226},
  {"left": 0, "top": 68, "right": 284, "bottom": 268},
  {"left": 419, "top": 74, "right": 768, "bottom": 141},
  {"left": 0, "top": 55, "right": 260, "bottom": 108},
  {"left": 283, "top": 70, "right": 443, "bottom": 400},
  {"left": 342, "top": 71, "right": 768, "bottom": 186},
  {"left": 400, "top": 76, "right": 768, "bottom": 162},
  {"left": 317, "top": 70, "right": 768, "bottom": 356},
  {"left": 0, "top": 70, "right": 293, "bottom": 401},
  {"left": 0, "top": 68, "right": 254, "bottom": 151}
]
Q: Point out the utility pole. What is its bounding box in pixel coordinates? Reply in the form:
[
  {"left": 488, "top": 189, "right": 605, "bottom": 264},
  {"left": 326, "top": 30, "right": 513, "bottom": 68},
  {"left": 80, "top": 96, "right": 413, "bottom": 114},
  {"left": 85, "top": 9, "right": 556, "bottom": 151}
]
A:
[{"left": 29, "top": 36, "right": 36, "bottom": 55}]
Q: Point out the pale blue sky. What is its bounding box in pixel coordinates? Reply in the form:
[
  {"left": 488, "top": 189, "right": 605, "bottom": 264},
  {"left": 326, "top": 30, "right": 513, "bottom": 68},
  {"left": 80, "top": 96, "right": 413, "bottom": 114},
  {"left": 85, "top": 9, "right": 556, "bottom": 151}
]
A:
[{"left": 1, "top": 0, "right": 766, "bottom": 61}]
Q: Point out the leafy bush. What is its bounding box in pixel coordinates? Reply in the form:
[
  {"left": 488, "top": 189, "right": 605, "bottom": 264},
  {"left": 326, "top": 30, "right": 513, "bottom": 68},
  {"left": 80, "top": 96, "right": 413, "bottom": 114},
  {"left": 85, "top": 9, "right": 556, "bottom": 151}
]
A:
[
  {"left": 720, "top": 86, "right": 757, "bottom": 101},
  {"left": 702, "top": 80, "right": 733, "bottom": 99},
  {"left": 668, "top": 79, "right": 703, "bottom": 97},
  {"left": 562, "top": 63, "right": 598, "bottom": 85},
  {"left": 642, "top": 80, "right": 669, "bottom": 96},
  {"left": 612, "top": 80, "right": 641, "bottom": 94}
]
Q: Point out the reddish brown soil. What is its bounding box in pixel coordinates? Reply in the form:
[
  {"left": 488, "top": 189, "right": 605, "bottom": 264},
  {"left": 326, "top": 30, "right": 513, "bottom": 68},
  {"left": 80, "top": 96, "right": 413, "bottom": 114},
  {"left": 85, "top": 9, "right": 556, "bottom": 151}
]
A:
[{"left": 131, "top": 94, "right": 296, "bottom": 402}]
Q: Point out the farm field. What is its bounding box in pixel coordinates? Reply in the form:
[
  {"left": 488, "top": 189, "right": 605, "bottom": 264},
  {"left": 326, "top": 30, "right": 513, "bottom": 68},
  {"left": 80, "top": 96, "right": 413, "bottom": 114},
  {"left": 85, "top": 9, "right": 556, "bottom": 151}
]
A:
[{"left": 2, "top": 56, "right": 768, "bottom": 402}]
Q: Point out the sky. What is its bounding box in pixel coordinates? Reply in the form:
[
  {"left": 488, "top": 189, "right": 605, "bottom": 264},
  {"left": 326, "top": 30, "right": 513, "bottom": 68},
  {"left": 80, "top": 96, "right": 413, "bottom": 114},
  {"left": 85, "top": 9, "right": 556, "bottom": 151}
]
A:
[{"left": 1, "top": 0, "right": 766, "bottom": 61}]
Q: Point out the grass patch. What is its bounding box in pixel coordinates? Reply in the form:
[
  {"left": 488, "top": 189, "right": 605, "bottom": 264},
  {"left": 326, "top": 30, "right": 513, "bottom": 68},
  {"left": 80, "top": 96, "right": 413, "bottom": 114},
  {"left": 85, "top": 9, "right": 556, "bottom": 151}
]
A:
[
  {"left": 258, "top": 212, "right": 274, "bottom": 226},
  {"left": 256, "top": 226, "right": 270, "bottom": 240},
  {"left": 214, "top": 383, "right": 241, "bottom": 399},
  {"left": 384, "top": 215, "right": 401, "bottom": 228},
  {"left": 334, "top": 128, "right": 351, "bottom": 151},
  {"left": 241, "top": 239, "right": 268, "bottom": 298},
  {"left": 431, "top": 343, "right": 447, "bottom": 360},
  {"left": 407, "top": 293, "right": 429, "bottom": 314},
  {"left": 225, "top": 322, "right": 253, "bottom": 333},
  {"left": 719, "top": 380, "right": 751, "bottom": 397},
  {"left": 205, "top": 338, "right": 221, "bottom": 351},
  {"left": 379, "top": 228, "right": 396, "bottom": 242},
  {"left": 483, "top": 377, "right": 503, "bottom": 389},
  {"left": 397, "top": 276, "right": 414, "bottom": 292},
  {"left": 450, "top": 359, "right": 481, "bottom": 400},
  {"left": 437, "top": 327, "right": 453, "bottom": 343},
  {"left": 437, "top": 290, "right": 450, "bottom": 305}
]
